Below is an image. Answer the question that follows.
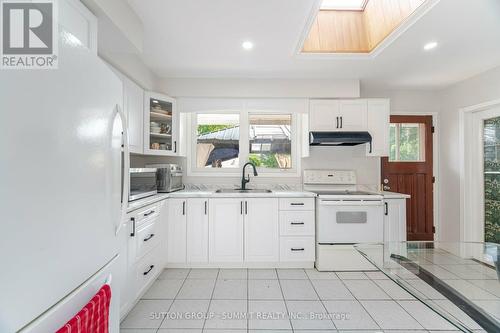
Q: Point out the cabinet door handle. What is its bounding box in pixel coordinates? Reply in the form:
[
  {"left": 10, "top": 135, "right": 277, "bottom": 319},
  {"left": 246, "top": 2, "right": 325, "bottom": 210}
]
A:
[
  {"left": 245, "top": 201, "right": 248, "bottom": 215},
  {"left": 130, "top": 217, "right": 136, "bottom": 237},
  {"left": 240, "top": 201, "right": 243, "bottom": 215},
  {"left": 291, "top": 248, "right": 305, "bottom": 251},
  {"left": 336, "top": 117, "right": 339, "bottom": 129},
  {"left": 144, "top": 210, "right": 155, "bottom": 217},
  {"left": 143, "top": 265, "right": 154, "bottom": 275},
  {"left": 384, "top": 202, "right": 388, "bottom": 216},
  {"left": 290, "top": 222, "right": 305, "bottom": 225},
  {"left": 204, "top": 201, "right": 207, "bottom": 215},
  {"left": 143, "top": 233, "right": 155, "bottom": 242},
  {"left": 182, "top": 201, "right": 186, "bottom": 215},
  {"left": 290, "top": 203, "right": 304, "bottom": 206},
  {"left": 340, "top": 116, "right": 343, "bottom": 128},
  {"left": 174, "top": 141, "right": 177, "bottom": 153}
]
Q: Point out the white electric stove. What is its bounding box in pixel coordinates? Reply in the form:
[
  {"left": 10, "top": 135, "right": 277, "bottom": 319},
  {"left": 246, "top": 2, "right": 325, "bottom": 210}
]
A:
[{"left": 304, "top": 170, "right": 384, "bottom": 271}]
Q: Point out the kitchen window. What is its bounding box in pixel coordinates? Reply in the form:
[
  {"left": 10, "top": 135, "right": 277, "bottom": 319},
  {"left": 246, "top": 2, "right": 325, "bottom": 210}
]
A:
[
  {"left": 249, "top": 114, "right": 292, "bottom": 169},
  {"left": 389, "top": 123, "right": 426, "bottom": 162},
  {"left": 188, "top": 102, "right": 300, "bottom": 177},
  {"left": 195, "top": 113, "right": 240, "bottom": 169}
]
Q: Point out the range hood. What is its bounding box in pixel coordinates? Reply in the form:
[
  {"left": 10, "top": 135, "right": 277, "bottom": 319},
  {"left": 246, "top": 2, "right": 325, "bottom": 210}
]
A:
[{"left": 309, "top": 131, "right": 372, "bottom": 152}]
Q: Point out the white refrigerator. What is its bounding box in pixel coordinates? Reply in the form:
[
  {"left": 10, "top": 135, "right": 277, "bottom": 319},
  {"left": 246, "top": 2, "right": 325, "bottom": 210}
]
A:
[{"left": 0, "top": 30, "right": 128, "bottom": 332}]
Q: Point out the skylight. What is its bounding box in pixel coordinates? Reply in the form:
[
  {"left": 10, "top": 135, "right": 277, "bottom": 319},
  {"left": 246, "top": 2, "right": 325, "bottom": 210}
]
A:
[{"left": 320, "top": 0, "right": 368, "bottom": 11}]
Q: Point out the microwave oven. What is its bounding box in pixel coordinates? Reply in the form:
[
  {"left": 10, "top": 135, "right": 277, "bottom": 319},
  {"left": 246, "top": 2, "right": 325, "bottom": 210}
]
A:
[{"left": 129, "top": 168, "right": 157, "bottom": 202}]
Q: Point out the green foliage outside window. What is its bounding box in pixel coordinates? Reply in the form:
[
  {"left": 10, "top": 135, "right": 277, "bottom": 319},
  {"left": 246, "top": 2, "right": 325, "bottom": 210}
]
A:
[
  {"left": 197, "top": 125, "right": 233, "bottom": 135},
  {"left": 249, "top": 153, "right": 280, "bottom": 168}
]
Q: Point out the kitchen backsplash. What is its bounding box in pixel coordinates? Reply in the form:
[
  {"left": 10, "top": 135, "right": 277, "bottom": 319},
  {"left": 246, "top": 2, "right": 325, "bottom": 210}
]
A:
[{"left": 131, "top": 144, "right": 380, "bottom": 188}]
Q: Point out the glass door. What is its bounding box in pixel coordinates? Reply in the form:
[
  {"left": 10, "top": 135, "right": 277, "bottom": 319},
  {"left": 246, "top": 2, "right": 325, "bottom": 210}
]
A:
[
  {"left": 483, "top": 116, "right": 500, "bottom": 243},
  {"left": 144, "top": 92, "right": 177, "bottom": 155}
]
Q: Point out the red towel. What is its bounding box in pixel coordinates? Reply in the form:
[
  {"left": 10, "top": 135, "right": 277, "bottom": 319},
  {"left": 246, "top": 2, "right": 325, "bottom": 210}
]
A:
[{"left": 56, "top": 284, "right": 112, "bottom": 333}]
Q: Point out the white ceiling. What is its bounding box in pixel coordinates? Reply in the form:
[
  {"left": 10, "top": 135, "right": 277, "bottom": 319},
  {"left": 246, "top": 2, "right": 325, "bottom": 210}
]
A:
[{"left": 128, "top": 0, "right": 500, "bottom": 89}]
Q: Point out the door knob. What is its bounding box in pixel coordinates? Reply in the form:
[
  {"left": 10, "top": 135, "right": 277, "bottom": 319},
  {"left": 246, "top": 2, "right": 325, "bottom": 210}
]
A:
[{"left": 383, "top": 185, "right": 391, "bottom": 190}]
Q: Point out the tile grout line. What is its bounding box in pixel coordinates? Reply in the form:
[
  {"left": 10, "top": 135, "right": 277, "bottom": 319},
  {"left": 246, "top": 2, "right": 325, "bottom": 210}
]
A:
[
  {"left": 335, "top": 274, "right": 383, "bottom": 331},
  {"left": 155, "top": 268, "right": 191, "bottom": 332},
  {"left": 305, "top": 268, "right": 339, "bottom": 331},
  {"left": 201, "top": 268, "right": 219, "bottom": 332},
  {"left": 275, "top": 269, "right": 294, "bottom": 332}
]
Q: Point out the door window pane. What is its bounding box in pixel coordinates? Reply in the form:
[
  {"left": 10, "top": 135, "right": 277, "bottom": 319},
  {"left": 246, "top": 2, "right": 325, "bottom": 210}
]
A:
[
  {"left": 196, "top": 114, "right": 240, "bottom": 168},
  {"left": 248, "top": 114, "right": 292, "bottom": 169},
  {"left": 389, "top": 123, "right": 426, "bottom": 162},
  {"left": 483, "top": 116, "right": 500, "bottom": 243}
]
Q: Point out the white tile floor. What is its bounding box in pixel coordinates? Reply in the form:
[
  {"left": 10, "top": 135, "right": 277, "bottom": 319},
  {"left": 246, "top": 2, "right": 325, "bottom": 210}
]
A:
[{"left": 120, "top": 268, "right": 465, "bottom": 333}]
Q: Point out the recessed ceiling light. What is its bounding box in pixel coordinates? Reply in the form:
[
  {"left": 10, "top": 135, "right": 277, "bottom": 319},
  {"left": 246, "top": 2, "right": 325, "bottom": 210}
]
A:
[
  {"left": 423, "top": 41, "right": 438, "bottom": 51},
  {"left": 242, "top": 41, "right": 254, "bottom": 50}
]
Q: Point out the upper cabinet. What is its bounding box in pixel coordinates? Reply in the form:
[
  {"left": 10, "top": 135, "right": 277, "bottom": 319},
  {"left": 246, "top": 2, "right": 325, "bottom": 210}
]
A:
[
  {"left": 144, "top": 92, "right": 179, "bottom": 156},
  {"left": 123, "top": 78, "right": 144, "bottom": 154},
  {"left": 366, "top": 99, "right": 390, "bottom": 157},
  {"left": 59, "top": 0, "right": 97, "bottom": 54},
  {"left": 309, "top": 98, "right": 390, "bottom": 156},
  {"left": 107, "top": 67, "right": 144, "bottom": 154}
]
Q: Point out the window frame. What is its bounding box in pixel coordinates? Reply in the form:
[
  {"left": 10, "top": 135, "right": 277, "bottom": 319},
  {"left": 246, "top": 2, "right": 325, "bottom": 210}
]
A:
[
  {"left": 187, "top": 107, "right": 300, "bottom": 177},
  {"left": 389, "top": 122, "right": 426, "bottom": 162}
]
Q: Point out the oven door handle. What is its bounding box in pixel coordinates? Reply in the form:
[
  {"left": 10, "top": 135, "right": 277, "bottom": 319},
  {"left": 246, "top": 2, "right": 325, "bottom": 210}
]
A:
[{"left": 319, "top": 200, "right": 383, "bottom": 206}]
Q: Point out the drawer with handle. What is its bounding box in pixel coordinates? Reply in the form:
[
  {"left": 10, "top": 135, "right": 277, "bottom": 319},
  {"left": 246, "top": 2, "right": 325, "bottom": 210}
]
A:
[
  {"left": 279, "top": 211, "right": 315, "bottom": 236},
  {"left": 279, "top": 198, "right": 314, "bottom": 211},
  {"left": 135, "top": 203, "right": 160, "bottom": 224},
  {"left": 134, "top": 244, "right": 162, "bottom": 299},
  {"left": 279, "top": 236, "right": 315, "bottom": 262},
  {"left": 135, "top": 219, "right": 161, "bottom": 260}
]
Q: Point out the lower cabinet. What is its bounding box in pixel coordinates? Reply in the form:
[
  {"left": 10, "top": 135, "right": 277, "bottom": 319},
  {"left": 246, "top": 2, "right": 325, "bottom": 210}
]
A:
[
  {"left": 167, "top": 199, "right": 187, "bottom": 263},
  {"left": 384, "top": 198, "right": 407, "bottom": 243},
  {"left": 120, "top": 200, "right": 166, "bottom": 320},
  {"left": 165, "top": 197, "right": 315, "bottom": 266},
  {"left": 209, "top": 198, "right": 244, "bottom": 262},
  {"left": 187, "top": 198, "right": 209, "bottom": 263},
  {"left": 244, "top": 198, "right": 279, "bottom": 262}
]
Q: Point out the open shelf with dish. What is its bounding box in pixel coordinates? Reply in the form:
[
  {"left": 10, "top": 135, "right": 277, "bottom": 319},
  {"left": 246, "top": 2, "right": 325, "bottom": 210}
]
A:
[{"left": 144, "top": 92, "right": 178, "bottom": 155}]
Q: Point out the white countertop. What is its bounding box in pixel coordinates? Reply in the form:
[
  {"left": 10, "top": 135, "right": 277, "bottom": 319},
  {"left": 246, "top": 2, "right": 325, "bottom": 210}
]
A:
[
  {"left": 127, "top": 190, "right": 317, "bottom": 212},
  {"left": 126, "top": 189, "right": 409, "bottom": 212},
  {"left": 377, "top": 191, "right": 411, "bottom": 199}
]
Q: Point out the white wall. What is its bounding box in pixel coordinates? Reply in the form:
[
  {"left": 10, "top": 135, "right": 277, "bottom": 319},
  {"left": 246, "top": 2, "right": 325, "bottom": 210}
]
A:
[
  {"left": 437, "top": 66, "right": 500, "bottom": 242},
  {"left": 156, "top": 78, "right": 360, "bottom": 99}
]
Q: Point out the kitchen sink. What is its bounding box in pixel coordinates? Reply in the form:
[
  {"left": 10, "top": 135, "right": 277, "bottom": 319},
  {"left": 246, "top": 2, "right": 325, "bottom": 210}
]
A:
[{"left": 215, "top": 189, "right": 272, "bottom": 193}]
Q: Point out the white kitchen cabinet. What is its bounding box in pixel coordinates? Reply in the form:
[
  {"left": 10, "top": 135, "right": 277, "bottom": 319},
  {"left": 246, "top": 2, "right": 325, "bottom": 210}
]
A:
[
  {"left": 107, "top": 67, "right": 144, "bottom": 154},
  {"left": 309, "top": 100, "right": 340, "bottom": 131},
  {"left": 278, "top": 198, "right": 316, "bottom": 263},
  {"left": 338, "top": 99, "right": 368, "bottom": 131},
  {"left": 209, "top": 199, "right": 244, "bottom": 262},
  {"left": 187, "top": 198, "right": 209, "bottom": 263},
  {"left": 309, "top": 99, "right": 367, "bottom": 131},
  {"left": 144, "top": 92, "right": 179, "bottom": 156},
  {"left": 167, "top": 199, "right": 187, "bottom": 263},
  {"left": 120, "top": 200, "right": 166, "bottom": 320},
  {"left": 124, "top": 78, "right": 144, "bottom": 154},
  {"left": 244, "top": 199, "right": 279, "bottom": 262},
  {"left": 366, "top": 99, "right": 390, "bottom": 157},
  {"left": 59, "top": 0, "right": 97, "bottom": 53},
  {"left": 384, "top": 198, "right": 407, "bottom": 243}
]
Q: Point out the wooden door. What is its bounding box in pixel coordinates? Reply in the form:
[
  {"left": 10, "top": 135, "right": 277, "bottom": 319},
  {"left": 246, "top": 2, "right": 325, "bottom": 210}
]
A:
[
  {"left": 381, "top": 115, "right": 434, "bottom": 241},
  {"left": 187, "top": 198, "right": 209, "bottom": 263},
  {"left": 244, "top": 198, "right": 279, "bottom": 262}
]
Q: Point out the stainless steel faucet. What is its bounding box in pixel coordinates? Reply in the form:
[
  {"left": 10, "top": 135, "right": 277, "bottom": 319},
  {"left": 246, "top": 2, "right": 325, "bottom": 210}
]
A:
[{"left": 241, "top": 162, "right": 258, "bottom": 190}]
